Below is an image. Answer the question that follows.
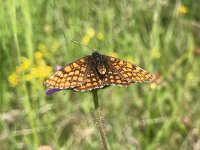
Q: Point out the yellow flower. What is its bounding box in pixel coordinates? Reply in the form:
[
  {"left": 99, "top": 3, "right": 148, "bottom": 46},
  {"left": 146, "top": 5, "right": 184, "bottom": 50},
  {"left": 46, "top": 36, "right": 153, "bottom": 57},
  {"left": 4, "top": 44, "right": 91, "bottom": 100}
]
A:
[
  {"left": 108, "top": 51, "right": 118, "bottom": 58},
  {"left": 43, "top": 24, "right": 52, "bottom": 33},
  {"left": 31, "top": 65, "right": 52, "bottom": 80},
  {"left": 21, "top": 57, "right": 31, "bottom": 70},
  {"left": 34, "top": 51, "right": 43, "bottom": 60},
  {"left": 51, "top": 40, "right": 60, "bottom": 52},
  {"left": 24, "top": 74, "right": 33, "bottom": 81},
  {"left": 38, "top": 43, "right": 47, "bottom": 51},
  {"left": 126, "top": 56, "right": 134, "bottom": 63},
  {"left": 150, "top": 83, "right": 157, "bottom": 90},
  {"left": 8, "top": 73, "right": 19, "bottom": 87},
  {"left": 36, "top": 59, "right": 46, "bottom": 66},
  {"left": 16, "top": 66, "right": 21, "bottom": 73},
  {"left": 82, "top": 35, "right": 90, "bottom": 45},
  {"left": 38, "top": 66, "right": 52, "bottom": 80},
  {"left": 178, "top": 5, "right": 188, "bottom": 15},
  {"left": 96, "top": 32, "right": 104, "bottom": 41},
  {"left": 34, "top": 51, "right": 49, "bottom": 67},
  {"left": 15, "top": 57, "right": 31, "bottom": 73},
  {"left": 86, "top": 28, "right": 95, "bottom": 38},
  {"left": 150, "top": 49, "right": 161, "bottom": 59}
]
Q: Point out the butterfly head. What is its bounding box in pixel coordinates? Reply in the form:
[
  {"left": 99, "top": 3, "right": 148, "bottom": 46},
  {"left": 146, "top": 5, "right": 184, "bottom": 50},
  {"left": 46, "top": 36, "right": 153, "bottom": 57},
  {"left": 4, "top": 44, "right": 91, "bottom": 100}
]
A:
[{"left": 92, "top": 50, "right": 100, "bottom": 57}]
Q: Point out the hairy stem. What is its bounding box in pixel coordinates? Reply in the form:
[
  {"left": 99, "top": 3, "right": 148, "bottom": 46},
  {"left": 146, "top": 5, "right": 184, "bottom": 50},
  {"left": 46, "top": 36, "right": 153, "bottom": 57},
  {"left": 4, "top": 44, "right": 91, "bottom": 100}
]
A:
[{"left": 92, "top": 90, "right": 108, "bottom": 150}]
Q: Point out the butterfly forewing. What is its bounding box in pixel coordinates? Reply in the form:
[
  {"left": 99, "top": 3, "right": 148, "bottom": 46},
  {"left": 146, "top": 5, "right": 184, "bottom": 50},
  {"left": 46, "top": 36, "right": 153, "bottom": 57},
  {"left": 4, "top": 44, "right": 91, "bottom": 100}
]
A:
[
  {"left": 44, "top": 57, "right": 88, "bottom": 89},
  {"left": 106, "top": 56, "right": 153, "bottom": 83}
]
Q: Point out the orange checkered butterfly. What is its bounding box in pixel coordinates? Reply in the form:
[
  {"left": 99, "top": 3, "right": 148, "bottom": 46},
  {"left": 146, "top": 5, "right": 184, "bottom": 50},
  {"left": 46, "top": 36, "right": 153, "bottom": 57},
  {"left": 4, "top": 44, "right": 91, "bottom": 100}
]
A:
[{"left": 44, "top": 51, "right": 153, "bottom": 93}]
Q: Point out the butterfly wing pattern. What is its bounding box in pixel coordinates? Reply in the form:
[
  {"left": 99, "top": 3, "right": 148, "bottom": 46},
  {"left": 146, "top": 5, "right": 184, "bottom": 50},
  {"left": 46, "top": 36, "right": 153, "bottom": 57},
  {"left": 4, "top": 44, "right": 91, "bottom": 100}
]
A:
[
  {"left": 44, "top": 51, "right": 153, "bottom": 92},
  {"left": 106, "top": 56, "right": 152, "bottom": 83},
  {"left": 44, "top": 57, "right": 89, "bottom": 89}
]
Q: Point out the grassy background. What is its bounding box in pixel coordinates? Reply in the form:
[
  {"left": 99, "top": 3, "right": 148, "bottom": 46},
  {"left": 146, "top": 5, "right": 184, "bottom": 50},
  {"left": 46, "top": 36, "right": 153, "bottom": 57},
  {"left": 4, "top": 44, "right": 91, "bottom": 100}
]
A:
[{"left": 1, "top": 0, "right": 200, "bottom": 149}]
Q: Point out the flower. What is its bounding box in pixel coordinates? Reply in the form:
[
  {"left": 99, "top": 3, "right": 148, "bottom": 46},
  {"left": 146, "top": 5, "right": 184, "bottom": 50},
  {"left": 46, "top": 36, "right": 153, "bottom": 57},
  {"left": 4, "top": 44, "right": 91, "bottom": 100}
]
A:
[
  {"left": 108, "top": 51, "right": 118, "bottom": 58},
  {"left": 51, "top": 40, "right": 60, "bottom": 52},
  {"left": 8, "top": 57, "right": 32, "bottom": 86},
  {"left": 96, "top": 32, "right": 104, "bottom": 41},
  {"left": 38, "top": 43, "right": 48, "bottom": 52},
  {"left": 16, "top": 57, "right": 31, "bottom": 72},
  {"left": 24, "top": 74, "right": 33, "bottom": 81},
  {"left": 86, "top": 28, "right": 95, "bottom": 38},
  {"left": 126, "top": 56, "right": 134, "bottom": 63},
  {"left": 178, "top": 5, "right": 188, "bottom": 15},
  {"left": 31, "top": 66, "right": 52, "bottom": 81},
  {"left": 56, "top": 66, "right": 62, "bottom": 70},
  {"left": 15, "top": 57, "right": 31, "bottom": 73},
  {"left": 150, "top": 49, "right": 161, "bottom": 59},
  {"left": 81, "top": 28, "right": 96, "bottom": 45},
  {"left": 8, "top": 73, "right": 19, "bottom": 87},
  {"left": 43, "top": 24, "right": 52, "bottom": 33},
  {"left": 8, "top": 47, "right": 55, "bottom": 88},
  {"left": 34, "top": 51, "right": 43, "bottom": 60},
  {"left": 82, "top": 35, "right": 90, "bottom": 45},
  {"left": 21, "top": 57, "right": 31, "bottom": 70}
]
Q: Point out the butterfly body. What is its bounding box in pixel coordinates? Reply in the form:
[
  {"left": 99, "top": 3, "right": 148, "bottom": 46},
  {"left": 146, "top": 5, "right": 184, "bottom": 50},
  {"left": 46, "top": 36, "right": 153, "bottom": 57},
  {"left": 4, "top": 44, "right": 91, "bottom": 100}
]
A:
[{"left": 44, "top": 51, "right": 153, "bottom": 91}]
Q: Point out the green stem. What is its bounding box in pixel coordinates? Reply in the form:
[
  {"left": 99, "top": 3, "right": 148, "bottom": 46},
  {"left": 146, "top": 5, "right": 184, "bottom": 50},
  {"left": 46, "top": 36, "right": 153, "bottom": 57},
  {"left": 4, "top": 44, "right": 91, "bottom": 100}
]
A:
[
  {"left": 92, "top": 89, "right": 99, "bottom": 109},
  {"left": 92, "top": 90, "right": 108, "bottom": 150}
]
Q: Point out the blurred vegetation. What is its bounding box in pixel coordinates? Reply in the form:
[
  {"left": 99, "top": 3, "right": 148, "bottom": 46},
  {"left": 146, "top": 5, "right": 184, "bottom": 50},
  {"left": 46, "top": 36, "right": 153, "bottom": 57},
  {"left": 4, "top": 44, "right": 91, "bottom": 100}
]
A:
[{"left": 1, "top": 0, "right": 200, "bottom": 149}]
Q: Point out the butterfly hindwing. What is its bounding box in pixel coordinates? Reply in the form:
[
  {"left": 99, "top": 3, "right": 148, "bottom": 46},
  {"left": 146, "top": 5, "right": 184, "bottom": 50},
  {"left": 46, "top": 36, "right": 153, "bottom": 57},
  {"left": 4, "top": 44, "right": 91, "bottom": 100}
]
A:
[{"left": 103, "top": 69, "right": 133, "bottom": 86}]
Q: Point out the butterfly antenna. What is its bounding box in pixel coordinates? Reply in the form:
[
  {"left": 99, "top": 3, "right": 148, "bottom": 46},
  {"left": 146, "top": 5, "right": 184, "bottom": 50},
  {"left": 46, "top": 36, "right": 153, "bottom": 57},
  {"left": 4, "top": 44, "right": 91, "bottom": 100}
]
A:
[{"left": 71, "top": 40, "right": 95, "bottom": 52}]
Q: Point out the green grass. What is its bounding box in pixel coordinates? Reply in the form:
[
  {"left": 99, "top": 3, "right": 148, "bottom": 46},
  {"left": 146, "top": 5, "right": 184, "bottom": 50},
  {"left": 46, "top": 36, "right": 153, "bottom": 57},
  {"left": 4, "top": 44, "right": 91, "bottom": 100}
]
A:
[{"left": 1, "top": 0, "right": 200, "bottom": 149}]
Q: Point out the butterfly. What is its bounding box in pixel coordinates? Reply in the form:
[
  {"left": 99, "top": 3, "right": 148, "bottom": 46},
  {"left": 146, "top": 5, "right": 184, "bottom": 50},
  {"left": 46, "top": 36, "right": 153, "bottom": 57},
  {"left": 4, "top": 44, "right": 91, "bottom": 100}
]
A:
[{"left": 44, "top": 51, "right": 153, "bottom": 92}]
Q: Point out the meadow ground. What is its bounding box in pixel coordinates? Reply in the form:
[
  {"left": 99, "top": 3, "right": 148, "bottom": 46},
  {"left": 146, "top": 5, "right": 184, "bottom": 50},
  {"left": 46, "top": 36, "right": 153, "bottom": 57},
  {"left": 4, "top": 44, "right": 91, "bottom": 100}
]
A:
[{"left": 1, "top": 0, "right": 200, "bottom": 149}]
